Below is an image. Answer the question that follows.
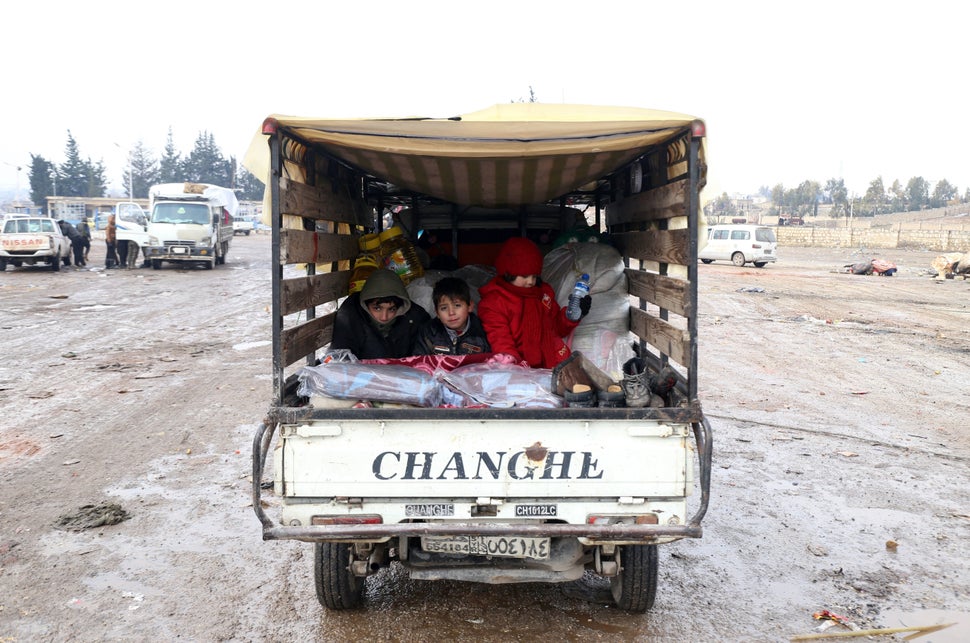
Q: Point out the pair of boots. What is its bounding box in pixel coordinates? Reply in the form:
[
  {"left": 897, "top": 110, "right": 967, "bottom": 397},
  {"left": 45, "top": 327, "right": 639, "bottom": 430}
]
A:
[
  {"left": 563, "top": 384, "right": 626, "bottom": 408},
  {"left": 553, "top": 352, "right": 626, "bottom": 408},
  {"left": 622, "top": 358, "right": 679, "bottom": 408}
]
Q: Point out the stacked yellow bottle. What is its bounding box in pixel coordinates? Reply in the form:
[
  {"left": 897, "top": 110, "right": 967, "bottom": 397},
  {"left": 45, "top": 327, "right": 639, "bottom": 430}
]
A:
[
  {"left": 378, "top": 226, "right": 424, "bottom": 285},
  {"left": 348, "top": 233, "right": 383, "bottom": 294}
]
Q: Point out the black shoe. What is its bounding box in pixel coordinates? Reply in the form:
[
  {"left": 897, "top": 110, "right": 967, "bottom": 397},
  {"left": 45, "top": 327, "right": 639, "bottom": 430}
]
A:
[
  {"left": 597, "top": 385, "right": 626, "bottom": 408},
  {"left": 564, "top": 386, "right": 596, "bottom": 408}
]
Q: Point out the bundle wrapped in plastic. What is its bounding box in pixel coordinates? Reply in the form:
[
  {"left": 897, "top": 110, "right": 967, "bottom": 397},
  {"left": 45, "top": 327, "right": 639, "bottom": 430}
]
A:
[
  {"left": 437, "top": 362, "right": 562, "bottom": 408},
  {"left": 543, "top": 242, "right": 633, "bottom": 379},
  {"left": 298, "top": 362, "right": 442, "bottom": 407}
]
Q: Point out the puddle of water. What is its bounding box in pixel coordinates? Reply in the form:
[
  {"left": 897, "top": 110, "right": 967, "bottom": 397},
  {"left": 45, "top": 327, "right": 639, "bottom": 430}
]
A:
[
  {"left": 880, "top": 608, "right": 970, "bottom": 642},
  {"left": 74, "top": 304, "right": 119, "bottom": 311},
  {"left": 233, "top": 340, "right": 271, "bottom": 351}
]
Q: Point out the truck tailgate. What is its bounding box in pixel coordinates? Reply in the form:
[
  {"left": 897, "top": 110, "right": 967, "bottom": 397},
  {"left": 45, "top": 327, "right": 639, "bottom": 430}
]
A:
[{"left": 277, "top": 418, "right": 690, "bottom": 499}]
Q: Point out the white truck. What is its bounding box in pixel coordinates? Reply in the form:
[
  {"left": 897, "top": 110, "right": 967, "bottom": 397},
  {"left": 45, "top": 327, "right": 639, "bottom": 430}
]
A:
[
  {"left": 232, "top": 214, "right": 256, "bottom": 235},
  {"left": 248, "top": 104, "right": 713, "bottom": 613},
  {"left": 143, "top": 182, "right": 237, "bottom": 269},
  {"left": 110, "top": 201, "right": 151, "bottom": 268},
  {"left": 0, "top": 215, "right": 72, "bottom": 271}
]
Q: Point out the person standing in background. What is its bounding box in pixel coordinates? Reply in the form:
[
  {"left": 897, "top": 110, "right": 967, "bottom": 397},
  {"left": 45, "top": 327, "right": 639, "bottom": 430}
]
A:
[
  {"left": 105, "top": 214, "right": 119, "bottom": 269},
  {"left": 77, "top": 218, "right": 92, "bottom": 263},
  {"left": 57, "top": 219, "right": 85, "bottom": 267}
]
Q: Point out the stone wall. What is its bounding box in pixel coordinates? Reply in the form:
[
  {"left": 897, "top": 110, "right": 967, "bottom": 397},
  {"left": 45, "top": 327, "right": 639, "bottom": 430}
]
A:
[{"left": 777, "top": 224, "right": 970, "bottom": 251}]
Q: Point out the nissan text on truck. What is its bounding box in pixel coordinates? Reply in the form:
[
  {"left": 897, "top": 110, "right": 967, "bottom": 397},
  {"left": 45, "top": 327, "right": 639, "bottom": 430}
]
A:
[
  {"left": 143, "top": 182, "right": 236, "bottom": 269},
  {"left": 247, "top": 103, "right": 713, "bottom": 612}
]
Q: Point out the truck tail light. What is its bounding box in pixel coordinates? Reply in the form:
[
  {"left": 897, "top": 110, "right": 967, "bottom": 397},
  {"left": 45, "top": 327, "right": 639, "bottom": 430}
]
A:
[
  {"left": 311, "top": 515, "right": 382, "bottom": 525},
  {"left": 752, "top": 243, "right": 762, "bottom": 249}
]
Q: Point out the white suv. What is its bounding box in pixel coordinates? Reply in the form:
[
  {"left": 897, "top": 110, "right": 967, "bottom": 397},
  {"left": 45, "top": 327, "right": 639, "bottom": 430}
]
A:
[{"left": 699, "top": 224, "right": 777, "bottom": 267}]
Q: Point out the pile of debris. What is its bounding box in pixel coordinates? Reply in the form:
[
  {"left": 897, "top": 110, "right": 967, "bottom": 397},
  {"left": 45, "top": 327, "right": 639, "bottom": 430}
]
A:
[
  {"left": 930, "top": 252, "right": 970, "bottom": 280},
  {"left": 843, "top": 258, "right": 897, "bottom": 276}
]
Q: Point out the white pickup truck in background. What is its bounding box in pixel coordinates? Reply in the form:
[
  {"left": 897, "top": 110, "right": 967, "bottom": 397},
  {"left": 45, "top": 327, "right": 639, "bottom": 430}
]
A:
[
  {"left": 0, "top": 215, "right": 72, "bottom": 271},
  {"left": 233, "top": 215, "right": 256, "bottom": 235}
]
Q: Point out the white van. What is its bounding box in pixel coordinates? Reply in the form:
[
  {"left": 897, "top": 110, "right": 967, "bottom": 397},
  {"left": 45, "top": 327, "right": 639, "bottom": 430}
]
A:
[{"left": 699, "top": 224, "right": 777, "bottom": 267}]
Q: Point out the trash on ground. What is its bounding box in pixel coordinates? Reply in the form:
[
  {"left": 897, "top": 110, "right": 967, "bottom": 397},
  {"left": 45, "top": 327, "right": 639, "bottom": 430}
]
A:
[
  {"left": 54, "top": 503, "right": 131, "bottom": 532},
  {"left": 843, "top": 259, "right": 897, "bottom": 276},
  {"left": 930, "top": 252, "right": 970, "bottom": 280}
]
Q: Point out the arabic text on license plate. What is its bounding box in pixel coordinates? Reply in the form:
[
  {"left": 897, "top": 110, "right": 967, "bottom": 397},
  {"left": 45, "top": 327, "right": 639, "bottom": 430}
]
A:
[
  {"left": 421, "top": 535, "right": 550, "bottom": 560},
  {"left": 172, "top": 246, "right": 187, "bottom": 254}
]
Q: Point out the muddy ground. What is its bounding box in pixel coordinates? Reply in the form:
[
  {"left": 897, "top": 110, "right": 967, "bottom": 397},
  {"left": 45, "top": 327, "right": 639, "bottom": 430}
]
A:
[{"left": 0, "top": 236, "right": 968, "bottom": 642}]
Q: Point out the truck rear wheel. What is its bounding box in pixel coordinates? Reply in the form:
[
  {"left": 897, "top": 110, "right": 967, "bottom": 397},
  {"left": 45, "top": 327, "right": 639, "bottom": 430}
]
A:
[
  {"left": 0, "top": 259, "right": 6, "bottom": 271},
  {"left": 51, "top": 257, "right": 60, "bottom": 272},
  {"left": 314, "top": 542, "right": 364, "bottom": 609},
  {"left": 610, "top": 544, "right": 658, "bottom": 613},
  {"left": 731, "top": 252, "right": 746, "bottom": 267}
]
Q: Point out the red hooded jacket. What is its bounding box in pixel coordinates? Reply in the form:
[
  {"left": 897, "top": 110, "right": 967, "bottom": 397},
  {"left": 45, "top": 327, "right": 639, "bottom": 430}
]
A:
[{"left": 478, "top": 278, "right": 578, "bottom": 368}]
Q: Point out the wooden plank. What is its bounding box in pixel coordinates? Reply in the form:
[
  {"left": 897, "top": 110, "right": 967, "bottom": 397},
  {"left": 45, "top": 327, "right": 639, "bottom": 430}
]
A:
[
  {"left": 280, "top": 271, "right": 350, "bottom": 317},
  {"left": 280, "top": 229, "right": 359, "bottom": 265},
  {"left": 608, "top": 179, "right": 687, "bottom": 227},
  {"left": 612, "top": 228, "right": 690, "bottom": 266},
  {"left": 281, "top": 312, "right": 335, "bottom": 368},
  {"left": 280, "top": 177, "right": 369, "bottom": 226},
  {"left": 629, "top": 307, "right": 689, "bottom": 367},
  {"left": 625, "top": 269, "right": 691, "bottom": 318}
]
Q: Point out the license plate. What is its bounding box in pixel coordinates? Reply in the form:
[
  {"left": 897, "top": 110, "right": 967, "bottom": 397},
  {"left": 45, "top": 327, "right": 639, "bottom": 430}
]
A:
[
  {"left": 764, "top": 249, "right": 772, "bottom": 254},
  {"left": 172, "top": 246, "right": 187, "bottom": 254},
  {"left": 515, "top": 504, "right": 557, "bottom": 517},
  {"left": 422, "top": 535, "right": 550, "bottom": 559}
]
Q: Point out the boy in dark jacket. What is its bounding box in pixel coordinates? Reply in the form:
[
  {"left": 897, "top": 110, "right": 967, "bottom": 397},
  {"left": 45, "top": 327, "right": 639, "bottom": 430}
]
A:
[
  {"left": 330, "top": 269, "right": 430, "bottom": 359},
  {"left": 414, "top": 277, "right": 491, "bottom": 356}
]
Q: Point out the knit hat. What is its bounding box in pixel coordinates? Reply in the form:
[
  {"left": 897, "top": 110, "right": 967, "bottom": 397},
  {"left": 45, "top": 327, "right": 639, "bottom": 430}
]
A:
[{"left": 495, "top": 237, "right": 543, "bottom": 277}]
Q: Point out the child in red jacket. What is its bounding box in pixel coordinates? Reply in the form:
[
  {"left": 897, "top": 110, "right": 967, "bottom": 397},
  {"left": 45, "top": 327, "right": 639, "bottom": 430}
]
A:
[{"left": 478, "top": 237, "right": 590, "bottom": 369}]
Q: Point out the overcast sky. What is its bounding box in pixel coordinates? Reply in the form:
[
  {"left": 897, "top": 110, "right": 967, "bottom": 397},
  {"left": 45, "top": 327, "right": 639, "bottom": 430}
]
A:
[{"left": 1, "top": 0, "right": 966, "bottom": 203}]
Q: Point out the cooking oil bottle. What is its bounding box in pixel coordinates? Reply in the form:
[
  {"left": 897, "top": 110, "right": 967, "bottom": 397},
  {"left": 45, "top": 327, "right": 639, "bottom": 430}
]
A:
[
  {"left": 348, "top": 233, "right": 383, "bottom": 294},
  {"left": 379, "top": 226, "right": 424, "bottom": 285}
]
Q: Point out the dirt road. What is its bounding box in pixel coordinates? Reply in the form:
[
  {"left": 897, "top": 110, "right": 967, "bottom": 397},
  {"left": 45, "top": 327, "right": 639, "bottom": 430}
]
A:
[{"left": 1, "top": 237, "right": 968, "bottom": 641}]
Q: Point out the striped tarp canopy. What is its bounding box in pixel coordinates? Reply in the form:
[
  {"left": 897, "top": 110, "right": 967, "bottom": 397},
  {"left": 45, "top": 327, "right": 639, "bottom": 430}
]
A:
[{"left": 247, "top": 103, "right": 702, "bottom": 208}]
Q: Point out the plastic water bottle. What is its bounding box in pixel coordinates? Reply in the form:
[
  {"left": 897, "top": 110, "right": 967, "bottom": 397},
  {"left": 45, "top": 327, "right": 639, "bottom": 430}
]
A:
[{"left": 565, "top": 273, "right": 590, "bottom": 321}]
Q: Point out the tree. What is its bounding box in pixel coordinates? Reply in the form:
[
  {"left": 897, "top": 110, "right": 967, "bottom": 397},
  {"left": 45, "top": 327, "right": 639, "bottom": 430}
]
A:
[
  {"left": 930, "top": 178, "right": 957, "bottom": 207},
  {"left": 159, "top": 128, "right": 182, "bottom": 183},
  {"left": 889, "top": 179, "right": 906, "bottom": 212},
  {"left": 27, "top": 154, "right": 57, "bottom": 205},
  {"left": 129, "top": 140, "right": 159, "bottom": 199},
  {"left": 236, "top": 165, "right": 265, "bottom": 201},
  {"left": 905, "top": 177, "right": 929, "bottom": 210},
  {"left": 710, "top": 191, "right": 736, "bottom": 220},
  {"left": 793, "top": 181, "right": 821, "bottom": 216},
  {"left": 58, "top": 131, "right": 89, "bottom": 197},
  {"left": 770, "top": 183, "right": 785, "bottom": 215},
  {"left": 862, "top": 177, "right": 887, "bottom": 216},
  {"left": 84, "top": 159, "right": 108, "bottom": 198},
  {"left": 182, "top": 131, "right": 232, "bottom": 186},
  {"left": 825, "top": 178, "right": 848, "bottom": 218}
]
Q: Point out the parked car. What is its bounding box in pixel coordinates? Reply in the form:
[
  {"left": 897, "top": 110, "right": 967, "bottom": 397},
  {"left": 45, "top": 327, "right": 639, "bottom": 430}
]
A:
[
  {"left": 699, "top": 224, "right": 777, "bottom": 267},
  {"left": 0, "top": 216, "right": 72, "bottom": 271}
]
